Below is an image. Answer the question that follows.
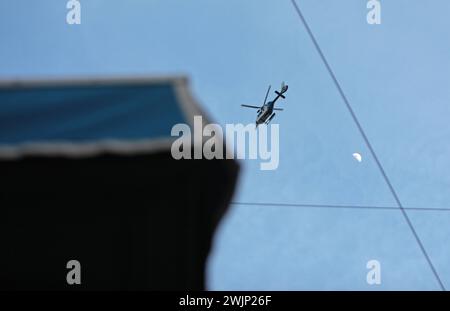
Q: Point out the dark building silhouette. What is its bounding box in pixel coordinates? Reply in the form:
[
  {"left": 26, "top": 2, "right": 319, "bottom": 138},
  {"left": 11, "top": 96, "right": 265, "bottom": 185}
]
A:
[{"left": 0, "top": 77, "right": 239, "bottom": 290}]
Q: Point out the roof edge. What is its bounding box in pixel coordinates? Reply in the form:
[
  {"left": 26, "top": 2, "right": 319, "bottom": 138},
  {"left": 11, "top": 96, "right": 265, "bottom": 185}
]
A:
[{"left": 0, "top": 75, "right": 189, "bottom": 89}]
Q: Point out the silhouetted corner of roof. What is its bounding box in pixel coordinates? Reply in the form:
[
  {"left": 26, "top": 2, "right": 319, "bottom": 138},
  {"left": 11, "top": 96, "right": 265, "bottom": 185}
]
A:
[{"left": 0, "top": 75, "right": 190, "bottom": 89}]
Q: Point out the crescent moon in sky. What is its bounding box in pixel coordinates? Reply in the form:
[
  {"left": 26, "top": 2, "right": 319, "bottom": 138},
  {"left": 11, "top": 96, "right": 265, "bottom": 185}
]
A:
[{"left": 353, "top": 153, "right": 362, "bottom": 163}]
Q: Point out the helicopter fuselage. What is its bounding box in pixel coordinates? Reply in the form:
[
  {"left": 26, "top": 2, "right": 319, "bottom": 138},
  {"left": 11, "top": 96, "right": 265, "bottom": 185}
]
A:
[{"left": 256, "top": 94, "right": 282, "bottom": 126}]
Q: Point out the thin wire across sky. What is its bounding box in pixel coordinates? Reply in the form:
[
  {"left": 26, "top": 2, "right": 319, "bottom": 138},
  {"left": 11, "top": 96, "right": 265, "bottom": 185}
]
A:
[
  {"left": 232, "top": 202, "right": 450, "bottom": 212},
  {"left": 286, "top": 0, "right": 446, "bottom": 291}
]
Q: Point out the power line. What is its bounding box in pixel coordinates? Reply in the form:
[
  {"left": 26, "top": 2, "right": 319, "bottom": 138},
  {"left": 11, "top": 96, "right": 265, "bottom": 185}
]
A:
[
  {"left": 231, "top": 202, "right": 450, "bottom": 212},
  {"left": 289, "top": 0, "right": 446, "bottom": 290}
]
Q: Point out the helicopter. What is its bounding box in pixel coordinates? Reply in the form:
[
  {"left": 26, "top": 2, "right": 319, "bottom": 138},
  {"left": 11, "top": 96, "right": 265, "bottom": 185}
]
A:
[{"left": 241, "top": 82, "right": 288, "bottom": 127}]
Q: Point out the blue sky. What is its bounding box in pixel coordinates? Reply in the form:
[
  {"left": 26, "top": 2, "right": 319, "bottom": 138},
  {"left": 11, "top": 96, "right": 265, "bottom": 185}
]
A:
[{"left": 1, "top": 0, "right": 450, "bottom": 290}]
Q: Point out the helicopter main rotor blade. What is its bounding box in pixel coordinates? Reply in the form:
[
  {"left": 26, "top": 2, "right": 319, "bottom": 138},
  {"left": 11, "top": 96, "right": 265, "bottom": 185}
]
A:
[
  {"left": 263, "top": 85, "right": 271, "bottom": 106},
  {"left": 241, "top": 104, "right": 260, "bottom": 109}
]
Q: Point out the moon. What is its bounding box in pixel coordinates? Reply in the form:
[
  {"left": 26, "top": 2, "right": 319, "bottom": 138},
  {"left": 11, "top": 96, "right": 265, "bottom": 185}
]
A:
[{"left": 353, "top": 153, "right": 362, "bottom": 163}]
